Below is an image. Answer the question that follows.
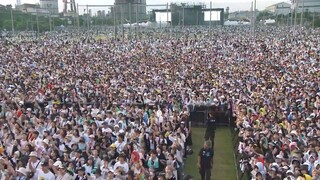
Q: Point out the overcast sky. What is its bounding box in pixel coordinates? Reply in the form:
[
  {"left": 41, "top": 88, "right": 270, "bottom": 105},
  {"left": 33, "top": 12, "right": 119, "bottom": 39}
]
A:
[{"left": 3, "top": 0, "right": 291, "bottom": 13}]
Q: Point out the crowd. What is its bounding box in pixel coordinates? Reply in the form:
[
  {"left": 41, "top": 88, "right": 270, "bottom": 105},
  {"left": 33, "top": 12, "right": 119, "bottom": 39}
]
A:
[
  {"left": 0, "top": 25, "right": 319, "bottom": 180},
  {"left": 233, "top": 28, "right": 320, "bottom": 179}
]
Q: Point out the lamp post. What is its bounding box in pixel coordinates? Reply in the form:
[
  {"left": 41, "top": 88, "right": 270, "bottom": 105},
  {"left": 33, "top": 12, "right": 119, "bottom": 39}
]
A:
[
  {"left": 294, "top": 0, "right": 298, "bottom": 30},
  {"left": 209, "top": 1, "right": 212, "bottom": 36},
  {"left": 9, "top": 5, "right": 15, "bottom": 36},
  {"left": 300, "top": 0, "right": 304, "bottom": 27},
  {"left": 86, "top": 5, "right": 89, "bottom": 30},
  {"left": 48, "top": 4, "right": 52, "bottom": 32},
  {"left": 182, "top": 3, "right": 185, "bottom": 27},
  {"left": 36, "top": 8, "right": 39, "bottom": 37}
]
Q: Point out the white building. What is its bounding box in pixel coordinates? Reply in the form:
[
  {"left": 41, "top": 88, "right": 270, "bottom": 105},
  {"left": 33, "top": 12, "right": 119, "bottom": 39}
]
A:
[
  {"left": 292, "top": 0, "right": 320, "bottom": 13},
  {"left": 39, "top": 0, "right": 59, "bottom": 15},
  {"left": 16, "top": 3, "right": 50, "bottom": 16},
  {"left": 16, "top": 0, "right": 21, "bottom": 6},
  {"left": 265, "top": 2, "right": 291, "bottom": 15}
]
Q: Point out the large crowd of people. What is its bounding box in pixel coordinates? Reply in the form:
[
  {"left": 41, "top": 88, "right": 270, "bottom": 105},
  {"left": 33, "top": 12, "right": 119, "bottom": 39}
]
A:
[{"left": 0, "top": 25, "right": 319, "bottom": 180}]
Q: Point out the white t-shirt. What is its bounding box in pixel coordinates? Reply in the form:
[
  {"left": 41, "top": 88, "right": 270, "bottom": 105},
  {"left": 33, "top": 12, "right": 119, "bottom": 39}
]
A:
[
  {"left": 113, "top": 161, "right": 129, "bottom": 174},
  {"left": 115, "top": 141, "right": 126, "bottom": 154},
  {"left": 37, "top": 169, "right": 55, "bottom": 180}
]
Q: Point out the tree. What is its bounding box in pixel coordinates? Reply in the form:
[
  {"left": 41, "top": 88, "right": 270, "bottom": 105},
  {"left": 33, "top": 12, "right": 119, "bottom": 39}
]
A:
[{"left": 256, "top": 11, "right": 274, "bottom": 22}]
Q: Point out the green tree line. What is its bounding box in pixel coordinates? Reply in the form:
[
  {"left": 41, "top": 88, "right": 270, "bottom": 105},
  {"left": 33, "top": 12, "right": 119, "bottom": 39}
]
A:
[
  {"left": 0, "top": 6, "right": 116, "bottom": 33},
  {"left": 256, "top": 10, "right": 320, "bottom": 27}
]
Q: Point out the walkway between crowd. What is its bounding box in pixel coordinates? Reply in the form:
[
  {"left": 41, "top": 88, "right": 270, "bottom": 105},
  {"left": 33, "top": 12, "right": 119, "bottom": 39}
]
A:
[{"left": 184, "top": 127, "right": 236, "bottom": 179}]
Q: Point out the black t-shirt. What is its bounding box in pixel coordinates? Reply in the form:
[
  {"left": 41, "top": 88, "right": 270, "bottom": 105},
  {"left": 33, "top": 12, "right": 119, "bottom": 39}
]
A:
[
  {"left": 167, "top": 176, "right": 176, "bottom": 180},
  {"left": 198, "top": 147, "right": 214, "bottom": 168},
  {"left": 206, "top": 118, "right": 216, "bottom": 132}
]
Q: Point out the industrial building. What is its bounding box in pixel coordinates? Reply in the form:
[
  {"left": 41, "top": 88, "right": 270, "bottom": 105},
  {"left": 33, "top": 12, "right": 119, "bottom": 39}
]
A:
[
  {"left": 16, "top": 3, "right": 50, "bottom": 15},
  {"left": 63, "top": 0, "right": 77, "bottom": 16},
  {"left": 265, "top": 2, "right": 291, "bottom": 15},
  {"left": 292, "top": 0, "right": 320, "bottom": 13},
  {"left": 113, "top": 0, "right": 147, "bottom": 23},
  {"left": 39, "top": 0, "right": 59, "bottom": 15}
]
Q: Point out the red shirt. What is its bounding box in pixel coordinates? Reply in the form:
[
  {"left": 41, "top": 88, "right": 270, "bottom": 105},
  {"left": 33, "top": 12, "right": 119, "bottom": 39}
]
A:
[{"left": 131, "top": 150, "right": 140, "bottom": 163}]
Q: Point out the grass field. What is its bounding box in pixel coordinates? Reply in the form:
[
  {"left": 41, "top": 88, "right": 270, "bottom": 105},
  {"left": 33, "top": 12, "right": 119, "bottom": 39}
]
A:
[{"left": 184, "top": 127, "right": 237, "bottom": 180}]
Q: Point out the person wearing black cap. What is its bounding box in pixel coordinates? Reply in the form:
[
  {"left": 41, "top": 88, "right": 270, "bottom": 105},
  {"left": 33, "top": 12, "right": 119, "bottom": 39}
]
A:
[{"left": 37, "top": 161, "right": 55, "bottom": 180}]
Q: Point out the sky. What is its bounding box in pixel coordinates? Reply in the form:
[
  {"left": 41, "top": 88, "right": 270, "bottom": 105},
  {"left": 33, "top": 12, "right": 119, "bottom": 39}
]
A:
[{"left": 3, "top": 0, "right": 292, "bottom": 13}]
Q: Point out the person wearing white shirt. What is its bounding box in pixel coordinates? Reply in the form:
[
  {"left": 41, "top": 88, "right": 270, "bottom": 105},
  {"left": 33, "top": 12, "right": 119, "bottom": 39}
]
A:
[
  {"left": 91, "top": 106, "right": 100, "bottom": 118},
  {"left": 37, "top": 161, "right": 55, "bottom": 180},
  {"left": 114, "top": 134, "right": 126, "bottom": 154},
  {"left": 113, "top": 154, "right": 129, "bottom": 175}
]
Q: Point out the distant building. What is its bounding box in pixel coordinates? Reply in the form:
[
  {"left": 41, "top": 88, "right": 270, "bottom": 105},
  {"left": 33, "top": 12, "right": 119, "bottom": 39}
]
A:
[
  {"left": 39, "top": 0, "right": 59, "bottom": 15},
  {"left": 113, "top": 0, "right": 147, "bottom": 23},
  {"left": 16, "top": 0, "right": 21, "bottom": 6},
  {"left": 16, "top": 3, "right": 50, "bottom": 15},
  {"left": 292, "top": 0, "right": 320, "bottom": 13},
  {"left": 265, "top": 2, "right": 291, "bottom": 15}
]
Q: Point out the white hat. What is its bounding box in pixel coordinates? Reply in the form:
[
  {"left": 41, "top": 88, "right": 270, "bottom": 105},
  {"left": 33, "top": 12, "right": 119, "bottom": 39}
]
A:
[
  {"left": 286, "top": 170, "right": 294, "bottom": 174},
  {"left": 119, "top": 129, "right": 124, "bottom": 134},
  {"left": 42, "top": 139, "right": 49, "bottom": 145},
  {"left": 53, "top": 161, "right": 62, "bottom": 167},
  {"left": 114, "top": 124, "right": 119, "bottom": 128},
  {"left": 102, "top": 128, "right": 112, "bottom": 133},
  {"left": 27, "top": 108, "right": 32, "bottom": 111},
  {"left": 29, "top": 151, "right": 38, "bottom": 158},
  {"left": 14, "top": 151, "right": 20, "bottom": 157},
  {"left": 16, "top": 167, "right": 28, "bottom": 176},
  {"left": 290, "top": 130, "right": 298, "bottom": 136}
]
